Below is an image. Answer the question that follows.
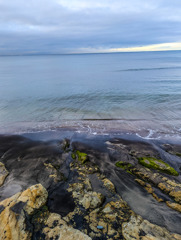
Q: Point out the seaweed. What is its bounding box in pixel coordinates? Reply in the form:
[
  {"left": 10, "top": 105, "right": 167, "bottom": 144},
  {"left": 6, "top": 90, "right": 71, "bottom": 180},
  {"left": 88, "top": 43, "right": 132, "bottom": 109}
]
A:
[
  {"left": 115, "top": 161, "right": 133, "bottom": 174},
  {"left": 138, "top": 157, "right": 179, "bottom": 176},
  {"left": 71, "top": 150, "right": 88, "bottom": 164}
]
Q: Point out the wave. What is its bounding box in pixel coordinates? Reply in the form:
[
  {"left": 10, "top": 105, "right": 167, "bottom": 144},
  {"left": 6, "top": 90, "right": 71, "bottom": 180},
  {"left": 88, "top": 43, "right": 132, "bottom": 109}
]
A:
[{"left": 116, "top": 66, "right": 181, "bottom": 72}]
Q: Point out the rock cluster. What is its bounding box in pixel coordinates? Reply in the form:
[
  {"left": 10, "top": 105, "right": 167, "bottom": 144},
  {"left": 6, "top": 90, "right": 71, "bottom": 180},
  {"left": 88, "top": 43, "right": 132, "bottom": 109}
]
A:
[
  {"left": 0, "top": 184, "right": 47, "bottom": 239},
  {"left": 0, "top": 135, "right": 181, "bottom": 239},
  {"left": 109, "top": 139, "right": 181, "bottom": 214}
]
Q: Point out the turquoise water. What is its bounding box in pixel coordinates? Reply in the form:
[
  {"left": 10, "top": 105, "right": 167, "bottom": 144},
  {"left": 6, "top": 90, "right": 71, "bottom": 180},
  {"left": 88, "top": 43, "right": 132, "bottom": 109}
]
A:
[{"left": 0, "top": 51, "right": 181, "bottom": 138}]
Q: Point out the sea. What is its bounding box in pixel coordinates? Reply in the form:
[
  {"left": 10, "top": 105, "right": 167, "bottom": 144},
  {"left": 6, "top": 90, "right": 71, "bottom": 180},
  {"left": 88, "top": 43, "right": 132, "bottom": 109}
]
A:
[{"left": 0, "top": 51, "right": 181, "bottom": 140}]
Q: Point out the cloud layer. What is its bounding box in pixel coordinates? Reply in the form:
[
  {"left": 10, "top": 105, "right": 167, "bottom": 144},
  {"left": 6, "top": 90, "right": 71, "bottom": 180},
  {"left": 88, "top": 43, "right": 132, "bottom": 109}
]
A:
[{"left": 0, "top": 0, "right": 181, "bottom": 54}]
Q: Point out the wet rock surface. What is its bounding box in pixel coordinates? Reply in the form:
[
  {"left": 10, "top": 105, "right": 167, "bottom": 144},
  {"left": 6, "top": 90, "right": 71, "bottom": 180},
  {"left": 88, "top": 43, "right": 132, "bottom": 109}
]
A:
[
  {"left": 0, "top": 161, "right": 9, "bottom": 187},
  {"left": 0, "top": 133, "right": 181, "bottom": 239}
]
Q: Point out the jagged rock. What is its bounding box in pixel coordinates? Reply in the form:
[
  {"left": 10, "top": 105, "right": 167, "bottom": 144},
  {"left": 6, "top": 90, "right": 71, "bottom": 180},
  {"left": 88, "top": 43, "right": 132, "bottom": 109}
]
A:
[
  {"left": 135, "top": 179, "right": 164, "bottom": 202},
  {"left": 0, "top": 184, "right": 48, "bottom": 240},
  {"left": 125, "top": 164, "right": 181, "bottom": 205},
  {"left": 44, "top": 162, "right": 64, "bottom": 182},
  {"left": 68, "top": 180, "right": 104, "bottom": 209},
  {"left": 83, "top": 178, "right": 92, "bottom": 191},
  {"left": 80, "top": 191, "right": 104, "bottom": 209},
  {"left": 43, "top": 213, "right": 91, "bottom": 240},
  {"left": 1, "top": 135, "right": 181, "bottom": 239},
  {"left": 102, "top": 178, "right": 116, "bottom": 193},
  {"left": 138, "top": 156, "right": 178, "bottom": 176},
  {"left": 68, "top": 182, "right": 85, "bottom": 199},
  {"left": 166, "top": 201, "right": 181, "bottom": 213},
  {"left": 0, "top": 162, "right": 9, "bottom": 187},
  {"left": 84, "top": 199, "right": 132, "bottom": 239},
  {"left": 162, "top": 144, "right": 181, "bottom": 158},
  {"left": 158, "top": 183, "right": 181, "bottom": 204},
  {"left": 169, "top": 191, "right": 181, "bottom": 204},
  {"left": 122, "top": 213, "right": 180, "bottom": 240},
  {"left": 0, "top": 184, "right": 91, "bottom": 240}
]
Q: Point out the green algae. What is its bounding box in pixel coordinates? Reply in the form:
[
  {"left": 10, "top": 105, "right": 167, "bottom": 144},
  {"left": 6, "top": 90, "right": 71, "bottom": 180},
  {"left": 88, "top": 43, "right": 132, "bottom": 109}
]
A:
[
  {"left": 115, "top": 161, "right": 133, "bottom": 174},
  {"left": 115, "top": 161, "right": 132, "bottom": 170},
  {"left": 71, "top": 152, "right": 76, "bottom": 159},
  {"left": 175, "top": 152, "right": 181, "bottom": 157},
  {"left": 76, "top": 151, "right": 88, "bottom": 164},
  {"left": 138, "top": 157, "right": 179, "bottom": 176},
  {"left": 71, "top": 150, "right": 88, "bottom": 164}
]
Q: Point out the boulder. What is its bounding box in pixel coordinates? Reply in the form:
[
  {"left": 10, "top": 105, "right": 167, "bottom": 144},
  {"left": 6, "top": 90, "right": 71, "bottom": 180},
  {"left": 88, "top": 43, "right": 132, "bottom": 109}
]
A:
[
  {"left": 122, "top": 213, "right": 180, "bottom": 240},
  {"left": 0, "top": 184, "right": 48, "bottom": 240},
  {"left": 43, "top": 213, "right": 91, "bottom": 240}
]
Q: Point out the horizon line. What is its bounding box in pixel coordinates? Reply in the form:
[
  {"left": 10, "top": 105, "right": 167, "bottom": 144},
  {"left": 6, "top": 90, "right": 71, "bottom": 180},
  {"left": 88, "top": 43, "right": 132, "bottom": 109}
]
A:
[{"left": 0, "top": 49, "right": 181, "bottom": 57}]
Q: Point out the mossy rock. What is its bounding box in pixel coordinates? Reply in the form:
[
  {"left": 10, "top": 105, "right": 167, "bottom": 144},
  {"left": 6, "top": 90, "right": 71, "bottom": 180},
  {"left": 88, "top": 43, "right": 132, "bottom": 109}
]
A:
[
  {"left": 71, "top": 153, "right": 76, "bottom": 159},
  {"left": 71, "top": 150, "right": 88, "bottom": 164},
  {"left": 115, "top": 161, "right": 132, "bottom": 170},
  {"left": 138, "top": 157, "right": 179, "bottom": 176},
  {"left": 76, "top": 151, "right": 88, "bottom": 164},
  {"left": 176, "top": 152, "right": 181, "bottom": 157},
  {"left": 115, "top": 161, "right": 133, "bottom": 174}
]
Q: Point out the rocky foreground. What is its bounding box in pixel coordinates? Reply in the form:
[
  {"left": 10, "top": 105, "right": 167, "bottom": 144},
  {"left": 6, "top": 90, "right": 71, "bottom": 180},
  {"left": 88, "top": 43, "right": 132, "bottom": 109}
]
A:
[{"left": 0, "top": 134, "right": 181, "bottom": 240}]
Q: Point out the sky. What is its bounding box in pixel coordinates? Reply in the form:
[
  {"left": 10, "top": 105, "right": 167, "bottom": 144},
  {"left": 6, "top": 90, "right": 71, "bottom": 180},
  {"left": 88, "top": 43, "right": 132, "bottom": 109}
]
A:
[{"left": 0, "top": 0, "right": 181, "bottom": 54}]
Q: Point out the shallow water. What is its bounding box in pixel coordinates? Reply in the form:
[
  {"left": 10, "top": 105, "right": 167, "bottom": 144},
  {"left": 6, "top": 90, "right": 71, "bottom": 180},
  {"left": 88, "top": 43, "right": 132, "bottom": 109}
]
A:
[{"left": 0, "top": 51, "right": 181, "bottom": 139}]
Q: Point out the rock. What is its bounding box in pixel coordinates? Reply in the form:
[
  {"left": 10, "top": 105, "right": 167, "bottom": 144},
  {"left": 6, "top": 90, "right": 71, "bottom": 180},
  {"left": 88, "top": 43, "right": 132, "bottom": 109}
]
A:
[
  {"left": 73, "top": 150, "right": 88, "bottom": 164},
  {"left": 166, "top": 201, "right": 181, "bottom": 213},
  {"left": 0, "top": 162, "right": 9, "bottom": 187},
  {"left": 135, "top": 179, "right": 163, "bottom": 202},
  {"left": 44, "top": 162, "right": 63, "bottom": 182},
  {"left": 68, "top": 183, "right": 85, "bottom": 199},
  {"left": 80, "top": 192, "right": 104, "bottom": 209},
  {"left": 138, "top": 157, "right": 179, "bottom": 176},
  {"left": 1, "top": 135, "right": 181, "bottom": 239},
  {"left": 0, "top": 184, "right": 91, "bottom": 240},
  {"left": 0, "top": 184, "right": 48, "bottom": 240},
  {"left": 68, "top": 180, "right": 104, "bottom": 210},
  {"left": 60, "top": 138, "right": 70, "bottom": 151},
  {"left": 122, "top": 213, "right": 180, "bottom": 240},
  {"left": 85, "top": 199, "right": 131, "bottom": 239},
  {"left": 102, "top": 178, "right": 116, "bottom": 193},
  {"left": 43, "top": 213, "right": 91, "bottom": 240},
  {"left": 157, "top": 182, "right": 181, "bottom": 204},
  {"left": 169, "top": 191, "right": 181, "bottom": 204},
  {"left": 162, "top": 144, "right": 181, "bottom": 159},
  {"left": 83, "top": 178, "right": 92, "bottom": 191}
]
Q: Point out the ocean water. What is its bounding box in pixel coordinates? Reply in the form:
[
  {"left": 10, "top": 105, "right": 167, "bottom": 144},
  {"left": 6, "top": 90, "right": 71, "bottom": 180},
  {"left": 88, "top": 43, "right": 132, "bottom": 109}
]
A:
[{"left": 0, "top": 51, "right": 181, "bottom": 139}]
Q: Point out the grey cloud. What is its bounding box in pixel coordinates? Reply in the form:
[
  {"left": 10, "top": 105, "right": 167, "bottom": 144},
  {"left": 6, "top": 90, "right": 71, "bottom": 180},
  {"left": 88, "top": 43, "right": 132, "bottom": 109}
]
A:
[{"left": 0, "top": 0, "right": 181, "bottom": 54}]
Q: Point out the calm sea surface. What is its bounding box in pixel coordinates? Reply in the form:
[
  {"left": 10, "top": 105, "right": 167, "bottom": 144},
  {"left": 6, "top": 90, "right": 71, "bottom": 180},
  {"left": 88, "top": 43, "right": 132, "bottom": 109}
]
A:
[{"left": 0, "top": 51, "right": 181, "bottom": 139}]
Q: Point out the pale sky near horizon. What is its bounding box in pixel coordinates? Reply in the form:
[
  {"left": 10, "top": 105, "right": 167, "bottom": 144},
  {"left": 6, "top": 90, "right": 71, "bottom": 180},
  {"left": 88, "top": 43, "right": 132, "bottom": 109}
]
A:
[{"left": 0, "top": 0, "right": 181, "bottom": 54}]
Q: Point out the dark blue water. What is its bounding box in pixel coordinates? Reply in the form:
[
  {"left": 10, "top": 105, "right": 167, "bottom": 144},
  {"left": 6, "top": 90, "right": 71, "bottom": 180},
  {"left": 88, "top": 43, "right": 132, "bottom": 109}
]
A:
[{"left": 0, "top": 51, "right": 181, "bottom": 138}]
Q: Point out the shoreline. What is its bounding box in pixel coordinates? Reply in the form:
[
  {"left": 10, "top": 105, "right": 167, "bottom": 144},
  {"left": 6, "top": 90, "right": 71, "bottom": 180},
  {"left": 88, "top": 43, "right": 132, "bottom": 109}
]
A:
[
  {"left": 0, "top": 131, "right": 181, "bottom": 239},
  {"left": 1, "top": 118, "right": 181, "bottom": 143}
]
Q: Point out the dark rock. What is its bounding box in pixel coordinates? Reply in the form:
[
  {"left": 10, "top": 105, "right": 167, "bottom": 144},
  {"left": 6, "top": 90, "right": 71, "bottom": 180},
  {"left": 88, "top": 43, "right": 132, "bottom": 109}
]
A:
[
  {"left": 0, "top": 205, "right": 5, "bottom": 214},
  {"left": 10, "top": 201, "right": 26, "bottom": 216},
  {"left": 48, "top": 184, "right": 75, "bottom": 216}
]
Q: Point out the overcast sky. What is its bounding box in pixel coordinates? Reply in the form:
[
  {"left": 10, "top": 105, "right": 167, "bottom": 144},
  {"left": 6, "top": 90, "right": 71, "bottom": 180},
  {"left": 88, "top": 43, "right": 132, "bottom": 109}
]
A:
[{"left": 0, "top": 0, "right": 181, "bottom": 54}]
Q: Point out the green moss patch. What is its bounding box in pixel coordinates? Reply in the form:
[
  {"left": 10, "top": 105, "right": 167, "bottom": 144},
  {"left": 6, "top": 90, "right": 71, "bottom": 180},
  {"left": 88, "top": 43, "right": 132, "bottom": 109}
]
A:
[
  {"left": 115, "top": 161, "right": 133, "bottom": 174},
  {"left": 71, "top": 152, "right": 76, "bottom": 159},
  {"left": 138, "top": 157, "right": 179, "bottom": 176},
  {"left": 115, "top": 161, "right": 132, "bottom": 169},
  {"left": 175, "top": 152, "right": 181, "bottom": 157},
  {"left": 71, "top": 150, "right": 88, "bottom": 164},
  {"left": 76, "top": 151, "right": 88, "bottom": 164}
]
